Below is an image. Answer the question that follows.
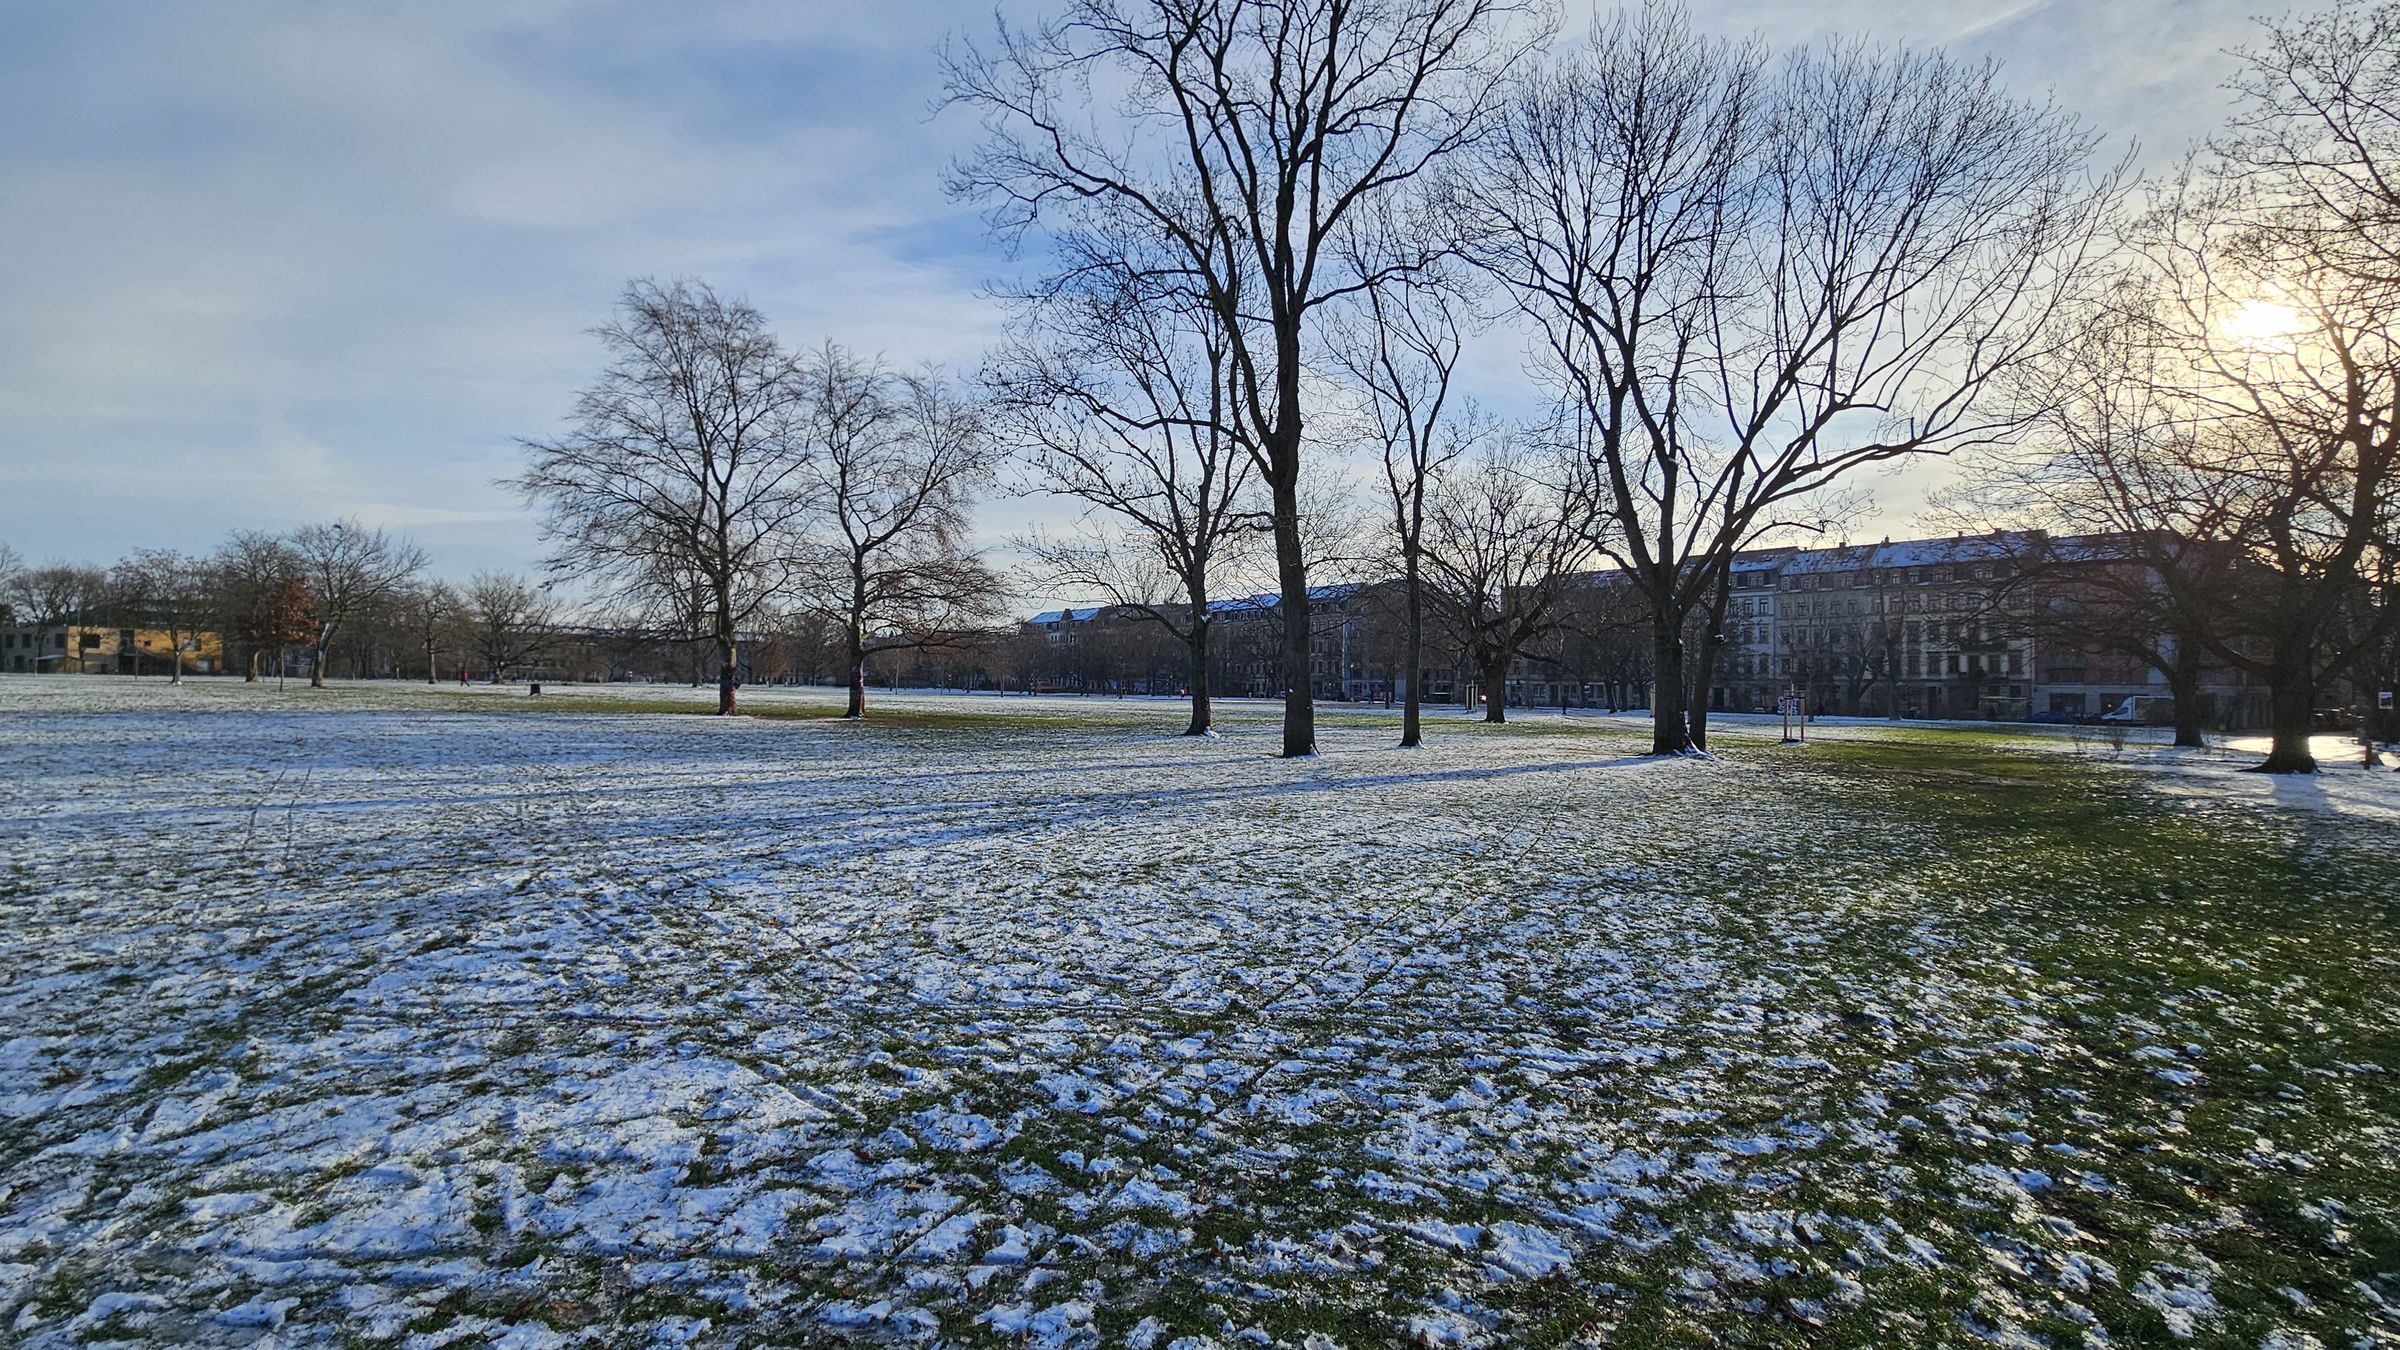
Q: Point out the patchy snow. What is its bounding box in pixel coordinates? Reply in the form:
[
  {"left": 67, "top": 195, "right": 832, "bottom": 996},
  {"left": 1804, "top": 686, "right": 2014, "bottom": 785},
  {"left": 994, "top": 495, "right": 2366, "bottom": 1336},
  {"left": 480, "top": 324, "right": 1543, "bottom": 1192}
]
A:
[{"left": 0, "top": 675, "right": 2391, "bottom": 1345}]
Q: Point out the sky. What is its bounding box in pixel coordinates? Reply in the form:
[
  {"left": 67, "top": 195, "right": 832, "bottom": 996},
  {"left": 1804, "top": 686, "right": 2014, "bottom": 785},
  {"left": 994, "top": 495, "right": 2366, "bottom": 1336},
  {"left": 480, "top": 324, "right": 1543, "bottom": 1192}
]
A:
[{"left": 0, "top": 0, "right": 2278, "bottom": 604}]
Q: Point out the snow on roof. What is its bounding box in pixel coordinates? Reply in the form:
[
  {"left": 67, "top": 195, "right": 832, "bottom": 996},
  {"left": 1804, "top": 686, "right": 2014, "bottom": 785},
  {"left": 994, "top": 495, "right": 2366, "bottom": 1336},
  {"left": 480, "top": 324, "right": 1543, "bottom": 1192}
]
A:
[
  {"left": 1774, "top": 530, "right": 2050, "bottom": 572},
  {"left": 1030, "top": 584, "right": 1365, "bottom": 625},
  {"left": 1203, "top": 583, "right": 1363, "bottom": 615}
]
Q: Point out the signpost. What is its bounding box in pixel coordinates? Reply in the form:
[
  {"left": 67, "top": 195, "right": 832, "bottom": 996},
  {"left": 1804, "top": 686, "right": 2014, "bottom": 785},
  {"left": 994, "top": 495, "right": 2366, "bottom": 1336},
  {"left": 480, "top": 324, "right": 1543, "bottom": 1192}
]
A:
[{"left": 1779, "top": 685, "right": 1806, "bottom": 745}]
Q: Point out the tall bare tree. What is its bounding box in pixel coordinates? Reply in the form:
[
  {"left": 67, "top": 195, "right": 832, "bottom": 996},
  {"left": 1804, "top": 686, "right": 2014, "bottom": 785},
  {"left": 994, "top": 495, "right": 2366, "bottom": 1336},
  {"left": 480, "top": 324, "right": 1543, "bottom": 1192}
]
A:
[
  {"left": 946, "top": 0, "right": 1548, "bottom": 757},
  {"left": 2123, "top": 187, "right": 2396, "bottom": 772},
  {"left": 394, "top": 581, "right": 466, "bottom": 684},
  {"left": 799, "top": 345, "right": 1003, "bottom": 719},
  {"left": 1334, "top": 243, "right": 1480, "bottom": 746},
  {"left": 988, "top": 222, "right": 1256, "bottom": 735},
  {"left": 1959, "top": 1, "right": 2400, "bottom": 773},
  {"left": 109, "top": 549, "right": 211, "bottom": 682},
  {"left": 1421, "top": 436, "right": 1586, "bottom": 723},
  {"left": 514, "top": 278, "right": 814, "bottom": 714},
  {"left": 289, "top": 519, "right": 427, "bottom": 688},
  {"left": 212, "top": 531, "right": 305, "bottom": 682},
  {"left": 1461, "top": 7, "right": 2122, "bottom": 754},
  {"left": 3, "top": 563, "right": 107, "bottom": 672},
  {"left": 460, "top": 572, "right": 559, "bottom": 684}
]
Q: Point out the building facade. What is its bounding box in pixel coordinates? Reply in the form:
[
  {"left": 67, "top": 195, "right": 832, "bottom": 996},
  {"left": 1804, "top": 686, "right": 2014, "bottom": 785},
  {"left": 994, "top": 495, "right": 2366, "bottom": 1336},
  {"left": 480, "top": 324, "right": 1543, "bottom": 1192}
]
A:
[
  {"left": 2, "top": 624, "right": 224, "bottom": 675},
  {"left": 1018, "top": 531, "right": 2271, "bottom": 727}
]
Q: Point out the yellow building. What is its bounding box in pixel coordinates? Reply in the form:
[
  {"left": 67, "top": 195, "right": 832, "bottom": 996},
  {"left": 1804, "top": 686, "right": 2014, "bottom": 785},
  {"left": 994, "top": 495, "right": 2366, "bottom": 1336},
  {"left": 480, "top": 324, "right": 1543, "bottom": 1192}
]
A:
[{"left": 1, "top": 624, "right": 224, "bottom": 675}]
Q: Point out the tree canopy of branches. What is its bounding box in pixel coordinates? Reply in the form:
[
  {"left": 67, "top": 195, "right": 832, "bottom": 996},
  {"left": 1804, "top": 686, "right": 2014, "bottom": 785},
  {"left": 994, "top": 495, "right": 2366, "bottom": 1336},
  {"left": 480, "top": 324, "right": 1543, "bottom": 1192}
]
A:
[
  {"left": 2, "top": 562, "right": 107, "bottom": 669},
  {"left": 2220, "top": 1, "right": 2400, "bottom": 294},
  {"left": 988, "top": 220, "right": 1256, "bottom": 735},
  {"left": 391, "top": 581, "right": 465, "bottom": 684},
  {"left": 1421, "top": 436, "right": 1585, "bottom": 723},
  {"left": 798, "top": 345, "right": 1003, "bottom": 719},
  {"left": 514, "top": 278, "right": 814, "bottom": 714},
  {"left": 946, "top": 0, "right": 1548, "bottom": 756},
  {"left": 211, "top": 531, "right": 312, "bottom": 684},
  {"left": 460, "top": 572, "right": 559, "bottom": 684},
  {"left": 109, "top": 549, "right": 211, "bottom": 682},
  {"left": 288, "top": 519, "right": 427, "bottom": 690},
  {"left": 1458, "top": 7, "right": 2122, "bottom": 754},
  {"left": 1334, "top": 239, "right": 1480, "bottom": 746},
  {"left": 1958, "top": 6, "right": 2400, "bottom": 773}
]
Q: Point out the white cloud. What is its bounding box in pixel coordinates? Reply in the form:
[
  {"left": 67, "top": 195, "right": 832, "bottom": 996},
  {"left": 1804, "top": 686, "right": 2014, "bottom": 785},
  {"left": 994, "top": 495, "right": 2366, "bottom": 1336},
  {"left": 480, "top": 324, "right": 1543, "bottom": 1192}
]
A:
[{"left": 0, "top": 0, "right": 2268, "bottom": 589}]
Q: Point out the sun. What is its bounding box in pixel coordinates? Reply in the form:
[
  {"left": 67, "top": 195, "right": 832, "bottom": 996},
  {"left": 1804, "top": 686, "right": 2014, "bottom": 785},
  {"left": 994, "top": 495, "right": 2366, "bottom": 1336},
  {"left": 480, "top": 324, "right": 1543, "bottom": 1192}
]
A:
[{"left": 2224, "top": 297, "right": 2304, "bottom": 346}]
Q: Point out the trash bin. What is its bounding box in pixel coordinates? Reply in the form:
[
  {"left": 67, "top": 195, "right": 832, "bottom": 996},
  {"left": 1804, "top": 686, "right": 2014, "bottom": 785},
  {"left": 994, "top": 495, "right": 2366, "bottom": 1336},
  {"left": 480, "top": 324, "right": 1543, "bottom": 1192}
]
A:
[{"left": 529, "top": 682, "right": 542, "bottom": 696}]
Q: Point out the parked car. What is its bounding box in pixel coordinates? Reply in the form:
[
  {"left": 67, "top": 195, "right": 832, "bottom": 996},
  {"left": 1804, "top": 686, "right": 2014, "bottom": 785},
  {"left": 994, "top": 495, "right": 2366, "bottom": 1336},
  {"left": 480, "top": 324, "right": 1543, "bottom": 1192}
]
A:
[{"left": 2029, "top": 710, "right": 2073, "bottom": 725}]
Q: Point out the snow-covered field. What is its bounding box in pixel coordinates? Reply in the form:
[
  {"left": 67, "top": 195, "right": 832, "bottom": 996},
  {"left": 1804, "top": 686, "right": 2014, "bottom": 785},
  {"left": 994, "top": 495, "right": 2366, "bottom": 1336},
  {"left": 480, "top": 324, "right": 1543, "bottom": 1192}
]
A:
[{"left": 2, "top": 677, "right": 2393, "bottom": 1347}]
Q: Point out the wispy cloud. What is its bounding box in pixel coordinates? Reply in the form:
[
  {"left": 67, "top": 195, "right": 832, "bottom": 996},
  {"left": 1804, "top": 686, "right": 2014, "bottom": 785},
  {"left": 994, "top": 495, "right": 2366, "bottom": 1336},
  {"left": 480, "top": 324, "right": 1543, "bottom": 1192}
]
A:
[{"left": 0, "top": 0, "right": 2266, "bottom": 578}]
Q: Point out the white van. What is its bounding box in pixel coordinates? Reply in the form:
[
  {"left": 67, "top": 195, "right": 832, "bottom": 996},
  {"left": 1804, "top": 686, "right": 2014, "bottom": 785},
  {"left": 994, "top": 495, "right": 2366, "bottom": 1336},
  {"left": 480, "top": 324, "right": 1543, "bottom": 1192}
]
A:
[{"left": 2100, "top": 695, "right": 2173, "bottom": 724}]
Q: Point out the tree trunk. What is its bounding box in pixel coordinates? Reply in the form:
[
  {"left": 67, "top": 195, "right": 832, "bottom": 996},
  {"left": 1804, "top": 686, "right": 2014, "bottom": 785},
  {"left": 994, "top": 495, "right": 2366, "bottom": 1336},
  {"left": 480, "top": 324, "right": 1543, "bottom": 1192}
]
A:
[
  {"left": 170, "top": 641, "right": 183, "bottom": 685},
  {"left": 1687, "top": 633, "right": 1721, "bottom": 752},
  {"left": 1886, "top": 637, "right": 1902, "bottom": 721},
  {"left": 1480, "top": 656, "right": 1508, "bottom": 725},
  {"left": 1268, "top": 462, "right": 1315, "bottom": 757},
  {"left": 310, "top": 638, "right": 327, "bottom": 688},
  {"left": 845, "top": 623, "right": 868, "bottom": 720},
  {"left": 714, "top": 581, "right": 737, "bottom": 714},
  {"left": 1183, "top": 616, "right": 1213, "bottom": 737},
  {"left": 1401, "top": 548, "right": 1424, "bottom": 749},
  {"left": 245, "top": 646, "right": 259, "bottom": 682},
  {"left": 424, "top": 639, "right": 437, "bottom": 684},
  {"left": 2253, "top": 660, "right": 2317, "bottom": 773},
  {"left": 1650, "top": 616, "right": 1691, "bottom": 755},
  {"left": 2166, "top": 645, "right": 2209, "bottom": 750}
]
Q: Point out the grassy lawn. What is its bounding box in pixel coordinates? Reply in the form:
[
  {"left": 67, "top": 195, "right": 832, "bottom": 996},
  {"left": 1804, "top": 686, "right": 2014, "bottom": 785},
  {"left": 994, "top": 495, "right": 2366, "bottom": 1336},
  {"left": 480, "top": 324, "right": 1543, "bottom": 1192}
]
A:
[{"left": 0, "top": 679, "right": 2391, "bottom": 1347}]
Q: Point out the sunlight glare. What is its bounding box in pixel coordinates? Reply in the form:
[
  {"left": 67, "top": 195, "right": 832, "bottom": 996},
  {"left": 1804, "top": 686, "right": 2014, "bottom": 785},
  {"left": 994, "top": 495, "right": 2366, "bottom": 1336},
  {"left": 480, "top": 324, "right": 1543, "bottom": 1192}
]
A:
[{"left": 2225, "top": 297, "right": 2303, "bottom": 346}]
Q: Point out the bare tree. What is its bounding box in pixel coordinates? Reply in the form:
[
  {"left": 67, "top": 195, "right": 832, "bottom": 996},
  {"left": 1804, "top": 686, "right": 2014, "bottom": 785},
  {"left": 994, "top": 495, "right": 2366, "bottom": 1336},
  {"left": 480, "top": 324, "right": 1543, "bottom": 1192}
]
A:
[
  {"left": 514, "top": 278, "right": 814, "bottom": 714},
  {"left": 1333, "top": 241, "right": 1481, "bottom": 746},
  {"left": 1946, "top": 309, "right": 2247, "bottom": 751},
  {"left": 1460, "top": 8, "right": 2122, "bottom": 754},
  {"left": 2218, "top": 1, "right": 2400, "bottom": 293},
  {"left": 288, "top": 519, "right": 427, "bottom": 689},
  {"left": 1421, "top": 436, "right": 1586, "bottom": 722},
  {"left": 946, "top": 0, "right": 1548, "bottom": 757},
  {"left": 799, "top": 346, "right": 1004, "bottom": 719},
  {"left": 988, "top": 221, "right": 1256, "bottom": 735},
  {"left": 2125, "top": 182, "right": 2397, "bottom": 772},
  {"left": 460, "top": 572, "right": 559, "bottom": 684},
  {"left": 212, "top": 531, "right": 305, "bottom": 682},
  {"left": 395, "top": 581, "right": 466, "bottom": 684},
  {"left": 3, "top": 563, "right": 107, "bottom": 672},
  {"left": 1960, "top": 0, "right": 2400, "bottom": 775},
  {"left": 109, "top": 549, "right": 211, "bottom": 682}
]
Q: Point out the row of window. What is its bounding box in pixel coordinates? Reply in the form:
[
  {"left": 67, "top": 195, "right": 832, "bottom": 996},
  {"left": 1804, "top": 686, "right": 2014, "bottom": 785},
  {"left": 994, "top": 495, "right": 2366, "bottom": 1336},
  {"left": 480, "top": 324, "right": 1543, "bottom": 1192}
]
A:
[{"left": 1735, "top": 561, "right": 2014, "bottom": 591}]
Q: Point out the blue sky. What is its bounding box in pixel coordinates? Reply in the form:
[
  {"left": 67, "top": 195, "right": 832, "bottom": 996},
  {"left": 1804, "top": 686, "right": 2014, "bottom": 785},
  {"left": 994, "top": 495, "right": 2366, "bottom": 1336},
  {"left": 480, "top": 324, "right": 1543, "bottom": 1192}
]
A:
[{"left": 0, "top": 0, "right": 2273, "bottom": 590}]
